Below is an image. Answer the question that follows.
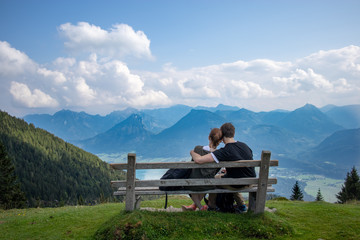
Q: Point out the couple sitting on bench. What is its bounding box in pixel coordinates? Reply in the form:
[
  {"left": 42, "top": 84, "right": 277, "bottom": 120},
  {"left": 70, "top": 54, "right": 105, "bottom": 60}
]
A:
[{"left": 182, "top": 122, "right": 256, "bottom": 212}]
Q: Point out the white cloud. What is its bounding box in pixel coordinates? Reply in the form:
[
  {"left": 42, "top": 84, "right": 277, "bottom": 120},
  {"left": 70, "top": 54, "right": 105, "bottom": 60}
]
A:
[
  {"left": 58, "top": 22, "right": 153, "bottom": 60},
  {"left": 10, "top": 82, "right": 58, "bottom": 108},
  {"left": 1, "top": 35, "right": 360, "bottom": 116},
  {"left": 0, "top": 41, "right": 37, "bottom": 76},
  {"left": 139, "top": 45, "right": 360, "bottom": 110},
  {"left": 37, "top": 68, "right": 67, "bottom": 84}
]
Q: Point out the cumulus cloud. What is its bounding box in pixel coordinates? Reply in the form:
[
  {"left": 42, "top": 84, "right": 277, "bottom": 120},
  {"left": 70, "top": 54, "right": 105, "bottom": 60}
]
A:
[
  {"left": 1, "top": 34, "right": 360, "bottom": 116},
  {"left": 10, "top": 82, "right": 58, "bottom": 108},
  {"left": 58, "top": 22, "right": 153, "bottom": 60},
  {"left": 139, "top": 45, "right": 360, "bottom": 110},
  {"left": 0, "top": 41, "right": 37, "bottom": 76},
  {"left": 0, "top": 41, "right": 169, "bottom": 113}
]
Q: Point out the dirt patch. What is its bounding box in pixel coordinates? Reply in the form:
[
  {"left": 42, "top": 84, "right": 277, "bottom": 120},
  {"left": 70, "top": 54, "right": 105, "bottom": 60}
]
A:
[
  {"left": 141, "top": 206, "right": 182, "bottom": 212},
  {"left": 140, "top": 206, "right": 277, "bottom": 213}
]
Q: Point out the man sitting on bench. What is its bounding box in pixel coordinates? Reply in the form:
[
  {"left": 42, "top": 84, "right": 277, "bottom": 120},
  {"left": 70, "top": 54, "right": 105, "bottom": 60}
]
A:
[{"left": 190, "top": 122, "right": 256, "bottom": 212}]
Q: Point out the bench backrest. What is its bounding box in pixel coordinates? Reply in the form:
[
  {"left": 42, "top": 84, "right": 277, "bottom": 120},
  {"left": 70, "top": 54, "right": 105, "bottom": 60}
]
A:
[{"left": 110, "top": 150, "right": 278, "bottom": 213}]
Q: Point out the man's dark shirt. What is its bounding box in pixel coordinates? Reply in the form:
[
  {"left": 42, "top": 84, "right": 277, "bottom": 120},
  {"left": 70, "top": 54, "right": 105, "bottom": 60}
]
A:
[{"left": 212, "top": 141, "right": 256, "bottom": 178}]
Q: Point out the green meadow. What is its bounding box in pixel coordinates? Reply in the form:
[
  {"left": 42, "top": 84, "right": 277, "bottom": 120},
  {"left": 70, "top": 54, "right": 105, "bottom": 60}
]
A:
[{"left": 1, "top": 196, "right": 359, "bottom": 240}]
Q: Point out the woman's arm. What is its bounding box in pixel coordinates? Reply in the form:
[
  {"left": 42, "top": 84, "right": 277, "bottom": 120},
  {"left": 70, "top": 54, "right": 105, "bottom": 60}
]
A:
[{"left": 190, "top": 150, "right": 215, "bottom": 164}]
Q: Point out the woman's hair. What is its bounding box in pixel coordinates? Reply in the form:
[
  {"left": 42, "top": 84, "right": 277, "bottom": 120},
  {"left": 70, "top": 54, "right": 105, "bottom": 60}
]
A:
[{"left": 209, "top": 128, "right": 223, "bottom": 148}]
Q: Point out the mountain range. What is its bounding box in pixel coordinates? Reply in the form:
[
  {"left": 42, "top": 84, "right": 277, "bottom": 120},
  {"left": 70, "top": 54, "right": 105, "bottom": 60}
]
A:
[{"left": 24, "top": 104, "right": 360, "bottom": 178}]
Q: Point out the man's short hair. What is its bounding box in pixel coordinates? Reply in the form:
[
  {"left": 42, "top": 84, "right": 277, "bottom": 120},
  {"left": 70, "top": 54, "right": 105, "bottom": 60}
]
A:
[{"left": 220, "top": 122, "right": 235, "bottom": 138}]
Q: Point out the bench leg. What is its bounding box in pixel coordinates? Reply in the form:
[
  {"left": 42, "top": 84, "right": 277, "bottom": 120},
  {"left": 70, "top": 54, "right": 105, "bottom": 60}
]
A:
[
  {"left": 135, "top": 195, "right": 142, "bottom": 210},
  {"left": 248, "top": 192, "right": 256, "bottom": 212}
]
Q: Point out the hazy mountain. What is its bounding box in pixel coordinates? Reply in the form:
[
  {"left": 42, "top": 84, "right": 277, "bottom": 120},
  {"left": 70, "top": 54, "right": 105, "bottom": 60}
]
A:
[
  {"left": 320, "top": 104, "right": 337, "bottom": 112},
  {"left": 105, "top": 107, "right": 139, "bottom": 126},
  {"left": 24, "top": 110, "right": 107, "bottom": 141},
  {"left": 323, "top": 104, "right": 360, "bottom": 129},
  {"left": 242, "top": 124, "right": 311, "bottom": 159},
  {"left": 142, "top": 104, "right": 192, "bottom": 133},
  {"left": 138, "top": 109, "right": 227, "bottom": 157},
  {"left": 299, "top": 128, "right": 360, "bottom": 178},
  {"left": 195, "top": 104, "right": 240, "bottom": 112},
  {"left": 216, "top": 108, "right": 262, "bottom": 131},
  {"left": 258, "top": 110, "right": 289, "bottom": 125},
  {"left": 78, "top": 114, "right": 153, "bottom": 154},
  {"left": 24, "top": 106, "right": 189, "bottom": 141},
  {"left": 24, "top": 109, "right": 134, "bottom": 141},
  {"left": 24, "top": 104, "right": 358, "bottom": 167},
  {"left": 275, "top": 104, "right": 343, "bottom": 145}
]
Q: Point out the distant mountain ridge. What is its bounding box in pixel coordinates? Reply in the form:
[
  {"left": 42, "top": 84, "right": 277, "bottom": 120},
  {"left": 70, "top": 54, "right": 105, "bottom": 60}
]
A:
[
  {"left": 78, "top": 114, "right": 153, "bottom": 153},
  {"left": 23, "top": 103, "right": 360, "bottom": 177}
]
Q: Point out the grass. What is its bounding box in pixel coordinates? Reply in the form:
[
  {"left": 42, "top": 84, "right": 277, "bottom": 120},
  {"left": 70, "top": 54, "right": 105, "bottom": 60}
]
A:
[
  {"left": 267, "top": 200, "right": 360, "bottom": 240},
  {"left": 1, "top": 196, "right": 359, "bottom": 240},
  {"left": 0, "top": 203, "right": 123, "bottom": 239}
]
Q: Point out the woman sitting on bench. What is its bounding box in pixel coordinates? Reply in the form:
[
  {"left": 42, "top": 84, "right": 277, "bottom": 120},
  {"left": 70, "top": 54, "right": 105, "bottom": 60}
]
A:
[{"left": 181, "top": 128, "right": 223, "bottom": 211}]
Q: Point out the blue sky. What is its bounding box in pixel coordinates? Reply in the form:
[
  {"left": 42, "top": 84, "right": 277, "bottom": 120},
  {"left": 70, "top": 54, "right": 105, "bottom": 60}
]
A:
[{"left": 1, "top": 0, "right": 360, "bottom": 117}]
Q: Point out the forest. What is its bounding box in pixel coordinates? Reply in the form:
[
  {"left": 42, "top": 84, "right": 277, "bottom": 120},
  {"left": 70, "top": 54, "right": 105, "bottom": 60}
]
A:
[{"left": 0, "top": 110, "right": 126, "bottom": 207}]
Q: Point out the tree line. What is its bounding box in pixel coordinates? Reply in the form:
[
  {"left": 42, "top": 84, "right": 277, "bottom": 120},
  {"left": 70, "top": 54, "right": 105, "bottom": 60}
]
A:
[
  {"left": 290, "top": 166, "right": 360, "bottom": 203},
  {"left": 0, "top": 110, "right": 125, "bottom": 209}
]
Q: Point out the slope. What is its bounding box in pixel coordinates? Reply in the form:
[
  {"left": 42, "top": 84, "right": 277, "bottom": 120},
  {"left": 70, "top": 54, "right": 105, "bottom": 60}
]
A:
[
  {"left": 300, "top": 128, "right": 360, "bottom": 178},
  {"left": 78, "top": 114, "right": 153, "bottom": 154},
  {"left": 140, "top": 109, "right": 226, "bottom": 157},
  {"left": 0, "top": 110, "right": 125, "bottom": 207},
  {"left": 324, "top": 104, "right": 360, "bottom": 129},
  {"left": 276, "top": 104, "right": 343, "bottom": 145}
]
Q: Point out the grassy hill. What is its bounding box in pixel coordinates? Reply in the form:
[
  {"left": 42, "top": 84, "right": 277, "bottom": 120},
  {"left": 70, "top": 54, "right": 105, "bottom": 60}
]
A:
[
  {"left": 0, "top": 110, "right": 126, "bottom": 207},
  {"left": 1, "top": 196, "right": 359, "bottom": 239}
]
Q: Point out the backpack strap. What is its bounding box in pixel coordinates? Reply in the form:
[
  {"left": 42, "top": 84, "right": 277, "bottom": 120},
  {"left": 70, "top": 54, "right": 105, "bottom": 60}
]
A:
[{"left": 164, "top": 192, "right": 168, "bottom": 209}]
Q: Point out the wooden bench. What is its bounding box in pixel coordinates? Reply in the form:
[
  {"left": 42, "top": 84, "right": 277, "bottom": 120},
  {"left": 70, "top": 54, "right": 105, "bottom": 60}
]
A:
[{"left": 110, "top": 150, "right": 278, "bottom": 214}]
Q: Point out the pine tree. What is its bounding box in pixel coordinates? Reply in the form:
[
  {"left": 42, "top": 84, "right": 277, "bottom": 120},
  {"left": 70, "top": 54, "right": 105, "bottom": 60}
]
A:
[
  {"left": 316, "top": 188, "right": 324, "bottom": 201},
  {"left": 290, "top": 181, "right": 304, "bottom": 201},
  {"left": 336, "top": 166, "right": 360, "bottom": 204},
  {"left": 78, "top": 195, "right": 85, "bottom": 205},
  {"left": 0, "top": 142, "right": 26, "bottom": 209}
]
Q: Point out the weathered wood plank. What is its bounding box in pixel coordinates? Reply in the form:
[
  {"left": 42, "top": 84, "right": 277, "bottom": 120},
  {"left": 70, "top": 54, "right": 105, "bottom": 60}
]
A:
[
  {"left": 248, "top": 192, "right": 257, "bottom": 212},
  {"left": 125, "top": 153, "right": 136, "bottom": 211},
  {"left": 111, "top": 178, "right": 277, "bottom": 188},
  {"left": 110, "top": 160, "right": 279, "bottom": 170},
  {"left": 113, "top": 187, "right": 275, "bottom": 195},
  {"left": 255, "top": 151, "right": 271, "bottom": 214}
]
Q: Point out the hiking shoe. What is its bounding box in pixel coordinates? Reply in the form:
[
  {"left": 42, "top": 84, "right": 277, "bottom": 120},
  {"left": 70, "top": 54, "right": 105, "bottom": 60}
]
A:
[
  {"left": 181, "top": 203, "right": 196, "bottom": 211},
  {"left": 235, "top": 204, "right": 247, "bottom": 213},
  {"left": 200, "top": 205, "right": 208, "bottom": 211},
  {"left": 207, "top": 206, "right": 219, "bottom": 212}
]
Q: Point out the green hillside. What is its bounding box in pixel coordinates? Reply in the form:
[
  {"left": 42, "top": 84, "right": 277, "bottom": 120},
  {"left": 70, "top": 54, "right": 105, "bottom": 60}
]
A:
[
  {"left": 0, "top": 196, "right": 359, "bottom": 239},
  {"left": 0, "top": 110, "right": 125, "bottom": 207}
]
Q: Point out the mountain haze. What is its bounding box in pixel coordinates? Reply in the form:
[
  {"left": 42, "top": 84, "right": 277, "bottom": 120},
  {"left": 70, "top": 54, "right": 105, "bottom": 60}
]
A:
[
  {"left": 23, "top": 104, "right": 360, "bottom": 175},
  {"left": 79, "top": 114, "right": 153, "bottom": 154},
  {"left": 323, "top": 105, "right": 360, "bottom": 129},
  {"left": 276, "top": 104, "right": 343, "bottom": 144},
  {"left": 300, "top": 128, "right": 360, "bottom": 178},
  {"left": 139, "top": 109, "right": 226, "bottom": 157}
]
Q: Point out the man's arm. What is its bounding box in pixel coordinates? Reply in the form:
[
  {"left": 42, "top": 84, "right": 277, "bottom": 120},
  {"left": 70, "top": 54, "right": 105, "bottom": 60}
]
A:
[{"left": 190, "top": 150, "right": 215, "bottom": 164}]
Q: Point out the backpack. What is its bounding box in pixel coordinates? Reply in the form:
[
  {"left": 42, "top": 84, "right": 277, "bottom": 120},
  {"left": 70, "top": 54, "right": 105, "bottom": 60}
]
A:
[
  {"left": 216, "top": 193, "right": 235, "bottom": 213},
  {"left": 159, "top": 168, "right": 191, "bottom": 191},
  {"left": 159, "top": 168, "right": 191, "bottom": 209}
]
